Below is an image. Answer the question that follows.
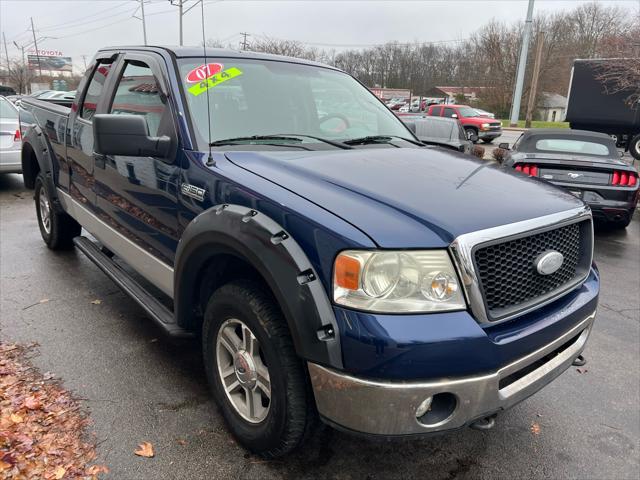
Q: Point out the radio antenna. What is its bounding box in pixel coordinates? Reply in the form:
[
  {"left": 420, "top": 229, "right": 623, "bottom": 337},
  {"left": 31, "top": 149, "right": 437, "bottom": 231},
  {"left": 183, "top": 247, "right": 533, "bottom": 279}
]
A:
[{"left": 201, "top": 0, "right": 214, "bottom": 166}]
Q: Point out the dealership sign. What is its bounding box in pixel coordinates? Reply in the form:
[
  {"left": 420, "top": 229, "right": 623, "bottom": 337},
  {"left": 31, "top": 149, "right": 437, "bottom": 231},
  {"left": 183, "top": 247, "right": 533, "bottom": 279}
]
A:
[
  {"left": 28, "top": 55, "right": 73, "bottom": 72},
  {"left": 27, "top": 49, "right": 63, "bottom": 57}
]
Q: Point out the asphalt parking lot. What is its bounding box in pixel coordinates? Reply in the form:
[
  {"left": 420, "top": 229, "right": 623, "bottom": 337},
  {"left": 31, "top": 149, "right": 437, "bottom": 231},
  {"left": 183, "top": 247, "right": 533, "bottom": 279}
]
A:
[{"left": 1, "top": 172, "right": 639, "bottom": 480}]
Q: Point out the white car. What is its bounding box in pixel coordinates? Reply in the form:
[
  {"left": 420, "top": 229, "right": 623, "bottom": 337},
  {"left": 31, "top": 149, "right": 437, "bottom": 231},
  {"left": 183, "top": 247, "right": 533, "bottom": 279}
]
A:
[
  {"left": 474, "top": 108, "right": 496, "bottom": 119},
  {"left": 0, "top": 96, "right": 22, "bottom": 174}
]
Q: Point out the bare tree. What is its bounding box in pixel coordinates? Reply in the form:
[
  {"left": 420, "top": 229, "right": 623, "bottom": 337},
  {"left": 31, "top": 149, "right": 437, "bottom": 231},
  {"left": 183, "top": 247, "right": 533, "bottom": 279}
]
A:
[
  {"left": 6, "top": 59, "right": 36, "bottom": 94},
  {"left": 593, "top": 58, "right": 640, "bottom": 106}
]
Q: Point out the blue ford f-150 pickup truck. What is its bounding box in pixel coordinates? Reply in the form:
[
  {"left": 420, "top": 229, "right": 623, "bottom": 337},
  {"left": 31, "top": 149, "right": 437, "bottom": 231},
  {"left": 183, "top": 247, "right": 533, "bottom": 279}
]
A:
[{"left": 21, "top": 46, "right": 599, "bottom": 458}]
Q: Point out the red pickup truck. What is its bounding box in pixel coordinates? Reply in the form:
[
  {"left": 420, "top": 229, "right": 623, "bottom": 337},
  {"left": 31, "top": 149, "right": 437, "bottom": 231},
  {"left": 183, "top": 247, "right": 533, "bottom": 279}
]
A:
[{"left": 427, "top": 104, "right": 502, "bottom": 143}]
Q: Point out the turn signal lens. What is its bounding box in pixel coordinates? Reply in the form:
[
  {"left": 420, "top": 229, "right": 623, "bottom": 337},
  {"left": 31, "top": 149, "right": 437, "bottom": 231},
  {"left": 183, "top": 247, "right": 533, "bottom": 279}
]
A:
[
  {"left": 13, "top": 129, "right": 21, "bottom": 141},
  {"left": 334, "top": 253, "right": 361, "bottom": 291},
  {"left": 629, "top": 174, "right": 637, "bottom": 186}
]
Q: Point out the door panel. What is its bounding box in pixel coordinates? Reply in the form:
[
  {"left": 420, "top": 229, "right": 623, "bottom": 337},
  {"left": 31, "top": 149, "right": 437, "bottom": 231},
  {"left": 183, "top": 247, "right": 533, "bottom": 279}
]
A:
[
  {"left": 67, "top": 59, "right": 116, "bottom": 206},
  {"left": 93, "top": 55, "right": 180, "bottom": 266}
]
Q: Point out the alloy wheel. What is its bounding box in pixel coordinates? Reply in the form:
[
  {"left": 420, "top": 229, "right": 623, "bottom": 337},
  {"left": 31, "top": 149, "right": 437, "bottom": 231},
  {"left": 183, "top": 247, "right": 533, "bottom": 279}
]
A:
[{"left": 216, "top": 318, "right": 271, "bottom": 423}]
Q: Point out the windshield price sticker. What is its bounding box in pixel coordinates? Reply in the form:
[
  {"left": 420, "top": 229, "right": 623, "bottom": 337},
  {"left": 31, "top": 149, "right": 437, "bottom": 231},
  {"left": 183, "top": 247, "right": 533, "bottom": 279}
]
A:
[
  {"left": 188, "top": 67, "right": 243, "bottom": 96},
  {"left": 186, "top": 63, "right": 224, "bottom": 83}
]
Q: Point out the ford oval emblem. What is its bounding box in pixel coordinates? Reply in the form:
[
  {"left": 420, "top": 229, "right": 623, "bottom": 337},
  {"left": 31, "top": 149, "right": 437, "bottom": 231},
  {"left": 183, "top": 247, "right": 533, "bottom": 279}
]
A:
[{"left": 535, "top": 251, "right": 564, "bottom": 275}]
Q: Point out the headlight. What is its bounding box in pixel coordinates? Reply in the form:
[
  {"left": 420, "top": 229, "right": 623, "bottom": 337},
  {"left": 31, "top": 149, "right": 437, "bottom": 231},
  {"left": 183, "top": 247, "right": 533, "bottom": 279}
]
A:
[
  {"left": 481, "top": 123, "right": 490, "bottom": 130},
  {"left": 333, "top": 250, "right": 466, "bottom": 313}
]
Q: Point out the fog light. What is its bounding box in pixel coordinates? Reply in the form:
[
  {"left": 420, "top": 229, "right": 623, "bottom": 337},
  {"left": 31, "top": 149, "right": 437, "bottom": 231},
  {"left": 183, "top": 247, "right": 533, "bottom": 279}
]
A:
[{"left": 415, "top": 397, "right": 433, "bottom": 418}]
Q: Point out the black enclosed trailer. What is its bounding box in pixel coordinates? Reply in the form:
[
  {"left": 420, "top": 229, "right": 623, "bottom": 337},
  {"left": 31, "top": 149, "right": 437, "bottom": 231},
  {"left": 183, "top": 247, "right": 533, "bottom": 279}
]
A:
[{"left": 566, "top": 59, "right": 640, "bottom": 160}]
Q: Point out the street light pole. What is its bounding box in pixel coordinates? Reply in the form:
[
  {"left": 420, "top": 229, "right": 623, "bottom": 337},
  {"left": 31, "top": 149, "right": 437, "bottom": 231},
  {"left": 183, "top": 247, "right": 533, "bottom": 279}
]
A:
[
  {"left": 178, "top": 0, "right": 183, "bottom": 46},
  {"left": 30, "top": 17, "right": 42, "bottom": 77},
  {"left": 509, "top": 0, "right": 535, "bottom": 127},
  {"left": 140, "top": 0, "right": 148, "bottom": 45}
]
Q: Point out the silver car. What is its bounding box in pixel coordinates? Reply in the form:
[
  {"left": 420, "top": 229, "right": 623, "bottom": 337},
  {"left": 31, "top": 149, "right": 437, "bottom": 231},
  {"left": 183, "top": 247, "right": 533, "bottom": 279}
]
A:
[{"left": 0, "top": 96, "right": 22, "bottom": 173}]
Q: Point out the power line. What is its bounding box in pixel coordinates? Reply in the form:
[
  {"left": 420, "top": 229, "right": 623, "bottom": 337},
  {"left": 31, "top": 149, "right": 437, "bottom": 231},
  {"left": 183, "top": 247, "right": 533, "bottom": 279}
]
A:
[{"left": 37, "top": 1, "right": 132, "bottom": 32}]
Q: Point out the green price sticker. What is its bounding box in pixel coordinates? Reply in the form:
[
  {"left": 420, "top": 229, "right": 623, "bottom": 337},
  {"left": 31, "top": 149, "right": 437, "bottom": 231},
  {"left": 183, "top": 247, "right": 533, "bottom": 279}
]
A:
[{"left": 188, "top": 67, "right": 243, "bottom": 96}]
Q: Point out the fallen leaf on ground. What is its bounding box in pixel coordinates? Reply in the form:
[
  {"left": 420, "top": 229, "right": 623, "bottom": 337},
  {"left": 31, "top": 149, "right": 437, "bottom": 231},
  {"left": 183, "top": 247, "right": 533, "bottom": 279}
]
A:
[
  {"left": 531, "top": 422, "right": 541, "bottom": 435},
  {"left": 24, "top": 395, "right": 42, "bottom": 410},
  {"left": 86, "top": 465, "right": 110, "bottom": 475},
  {"left": 0, "top": 342, "right": 107, "bottom": 478},
  {"left": 10, "top": 413, "right": 23, "bottom": 424},
  {"left": 134, "top": 441, "right": 154, "bottom": 458},
  {"left": 53, "top": 465, "right": 66, "bottom": 479},
  {"left": 90, "top": 299, "right": 102, "bottom": 305},
  {"left": 177, "top": 439, "right": 186, "bottom": 446},
  {"left": 576, "top": 368, "right": 588, "bottom": 374}
]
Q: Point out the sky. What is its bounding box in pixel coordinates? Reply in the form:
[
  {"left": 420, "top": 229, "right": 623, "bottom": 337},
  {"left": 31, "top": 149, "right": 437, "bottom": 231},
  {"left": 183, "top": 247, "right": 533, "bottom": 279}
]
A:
[{"left": 1, "top": 0, "right": 638, "bottom": 72}]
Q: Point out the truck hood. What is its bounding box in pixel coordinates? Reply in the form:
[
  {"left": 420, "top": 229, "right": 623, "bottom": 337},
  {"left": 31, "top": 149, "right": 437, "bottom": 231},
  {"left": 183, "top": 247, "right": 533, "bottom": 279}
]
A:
[{"left": 225, "top": 147, "right": 583, "bottom": 248}]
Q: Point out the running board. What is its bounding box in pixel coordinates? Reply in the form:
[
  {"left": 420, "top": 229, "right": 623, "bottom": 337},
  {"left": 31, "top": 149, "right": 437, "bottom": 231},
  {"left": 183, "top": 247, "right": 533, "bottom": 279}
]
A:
[{"left": 73, "top": 236, "right": 193, "bottom": 338}]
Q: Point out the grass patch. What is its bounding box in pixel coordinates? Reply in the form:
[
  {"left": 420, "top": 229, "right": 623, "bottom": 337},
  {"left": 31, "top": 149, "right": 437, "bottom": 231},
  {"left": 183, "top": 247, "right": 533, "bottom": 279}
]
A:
[{"left": 500, "top": 120, "right": 570, "bottom": 129}]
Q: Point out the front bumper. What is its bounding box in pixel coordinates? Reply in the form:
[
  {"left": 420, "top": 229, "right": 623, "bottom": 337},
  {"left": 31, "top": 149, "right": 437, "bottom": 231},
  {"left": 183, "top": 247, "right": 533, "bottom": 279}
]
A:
[
  {"left": 309, "top": 310, "right": 595, "bottom": 436},
  {"left": 478, "top": 129, "right": 502, "bottom": 140}
]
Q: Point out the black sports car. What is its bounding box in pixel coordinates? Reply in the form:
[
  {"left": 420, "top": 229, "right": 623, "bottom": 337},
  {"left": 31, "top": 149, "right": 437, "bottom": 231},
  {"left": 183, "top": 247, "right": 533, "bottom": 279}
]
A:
[{"left": 502, "top": 129, "right": 638, "bottom": 228}]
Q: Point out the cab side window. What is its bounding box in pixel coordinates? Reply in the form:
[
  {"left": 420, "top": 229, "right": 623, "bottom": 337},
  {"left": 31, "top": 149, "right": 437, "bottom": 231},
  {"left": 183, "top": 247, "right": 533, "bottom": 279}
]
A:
[
  {"left": 443, "top": 107, "right": 457, "bottom": 118},
  {"left": 110, "top": 61, "right": 166, "bottom": 137},
  {"left": 430, "top": 106, "right": 442, "bottom": 116},
  {"left": 80, "top": 61, "right": 112, "bottom": 120}
]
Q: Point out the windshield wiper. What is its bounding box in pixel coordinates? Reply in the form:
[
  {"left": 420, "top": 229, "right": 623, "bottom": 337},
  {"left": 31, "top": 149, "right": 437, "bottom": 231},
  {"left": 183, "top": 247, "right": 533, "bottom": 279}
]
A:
[
  {"left": 210, "top": 134, "right": 352, "bottom": 150},
  {"left": 343, "top": 135, "right": 423, "bottom": 146},
  {"left": 275, "top": 134, "right": 352, "bottom": 150},
  {"left": 210, "top": 135, "right": 305, "bottom": 146}
]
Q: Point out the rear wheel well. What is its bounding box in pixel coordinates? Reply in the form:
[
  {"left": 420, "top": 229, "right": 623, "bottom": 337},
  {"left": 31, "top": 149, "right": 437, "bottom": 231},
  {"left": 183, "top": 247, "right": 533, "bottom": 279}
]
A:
[{"left": 21, "top": 143, "right": 40, "bottom": 189}]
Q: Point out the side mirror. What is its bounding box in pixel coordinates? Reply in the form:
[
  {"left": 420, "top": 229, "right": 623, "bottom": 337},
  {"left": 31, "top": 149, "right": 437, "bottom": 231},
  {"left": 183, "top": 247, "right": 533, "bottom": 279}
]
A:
[
  {"left": 93, "top": 114, "right": 171, "bottom": 158},
  {"left": 451, "top": 113, "right": 458, "bottom": 119},
  {"left": 498, "top": 142, "right": 510, "bottom": 150}
]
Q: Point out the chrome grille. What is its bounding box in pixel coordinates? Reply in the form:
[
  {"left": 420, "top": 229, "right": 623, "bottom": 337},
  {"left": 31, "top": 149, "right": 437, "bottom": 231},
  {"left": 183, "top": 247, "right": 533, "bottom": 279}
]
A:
[{"left": 470, "top": 218, "right": 592, "bottom": 321}]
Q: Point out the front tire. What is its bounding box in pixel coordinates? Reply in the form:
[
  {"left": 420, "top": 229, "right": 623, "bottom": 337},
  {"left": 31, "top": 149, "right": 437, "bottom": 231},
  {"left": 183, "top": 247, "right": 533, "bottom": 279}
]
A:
[
  {"left": 34, "top": 173, "right": 81, "bottom": 250},
  {"left": 481, "top": 138, "right": 494, "bottom": 144},
  {"left": 202, "top": 280, "right": 315, "bottom": 458},
  {"left": 465, "top": 127, "right": 478, "bottom": 143}
]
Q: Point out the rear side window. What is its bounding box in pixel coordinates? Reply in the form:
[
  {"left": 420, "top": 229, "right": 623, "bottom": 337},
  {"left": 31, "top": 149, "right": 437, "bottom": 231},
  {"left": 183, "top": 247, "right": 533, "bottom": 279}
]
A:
[
  {"left": 443, "top": 107, "right": 456, "bottom": 118},
  {"left": 80, "top": 61, "right": 112, "bottom": 120},
  {"left": 110, "top": 61, "right": 166, "bottom": 137},
  {"left": 430, "top": 106, "right": 442, "bottom": 116}
]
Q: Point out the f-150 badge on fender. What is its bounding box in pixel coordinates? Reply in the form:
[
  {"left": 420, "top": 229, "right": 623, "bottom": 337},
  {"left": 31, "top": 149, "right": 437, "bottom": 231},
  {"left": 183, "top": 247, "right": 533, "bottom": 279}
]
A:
[{"left": 181, "top": 183, "right": 206, "bottom": 202}]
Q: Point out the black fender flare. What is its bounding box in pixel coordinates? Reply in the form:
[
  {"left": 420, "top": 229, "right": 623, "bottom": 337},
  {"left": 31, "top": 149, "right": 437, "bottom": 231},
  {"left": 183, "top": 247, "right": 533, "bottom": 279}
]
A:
[
  {"left": 22, "top": 125, "right": 57, "bottom": 200},
  {"left": 174, "top": 204, "right": 343, "bottom": 369}
]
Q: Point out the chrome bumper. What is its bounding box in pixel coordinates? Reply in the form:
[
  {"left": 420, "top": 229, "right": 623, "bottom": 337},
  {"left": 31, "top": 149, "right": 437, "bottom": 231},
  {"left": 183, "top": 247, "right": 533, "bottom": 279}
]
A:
[{"left": 309, "top": 311, "right": 595, "bottom": 436}]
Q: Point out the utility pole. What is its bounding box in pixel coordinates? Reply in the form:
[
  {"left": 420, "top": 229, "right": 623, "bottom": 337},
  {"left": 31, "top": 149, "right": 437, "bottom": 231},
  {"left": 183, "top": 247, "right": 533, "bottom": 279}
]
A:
[
  {"left": 525, "top": 31, "right": 545, "bottom": 129},
  {"left": 240, "top": 32, "right": 250, "bottom": 50},
  {"left": 170, "top": 0, "right": 200, "bottom": 46},
  {"left": 81, "top": 55, "right": 87, "bottom": 70},
  {"left": 30, "top": 16, "right": 42, "bottom": 77},
  {"left": 509, "top": 0, "right": 535, "bottom": 127},
  {"left": 2, "top": 32, "right": 10, "bottom": 72},
  {"left": 140, "top": 0, "right": 148, "bottom": 45}
]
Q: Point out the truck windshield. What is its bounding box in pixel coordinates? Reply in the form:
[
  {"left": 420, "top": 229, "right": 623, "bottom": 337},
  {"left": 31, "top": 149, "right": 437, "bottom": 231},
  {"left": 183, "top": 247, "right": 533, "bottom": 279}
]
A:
[{"left": 178, "top": 58, "right": 412, "bottom": 148}]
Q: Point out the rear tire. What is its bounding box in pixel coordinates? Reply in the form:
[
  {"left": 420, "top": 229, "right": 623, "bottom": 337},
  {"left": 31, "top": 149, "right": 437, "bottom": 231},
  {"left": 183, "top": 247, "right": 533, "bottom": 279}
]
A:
[
  {"left": 629, "top": 134, "right": 640, "bottom": 161},
  {"left": 202, "top": 280, "right": 315, "bottom": 458},
  {"left": 34, "top": 173, "right": 81, "bottom": 250},
  {"left": 481, "top": 138, "right": 494, "bottom": 144}
]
